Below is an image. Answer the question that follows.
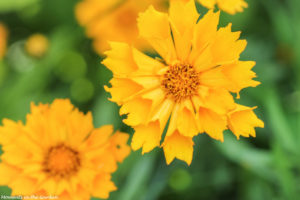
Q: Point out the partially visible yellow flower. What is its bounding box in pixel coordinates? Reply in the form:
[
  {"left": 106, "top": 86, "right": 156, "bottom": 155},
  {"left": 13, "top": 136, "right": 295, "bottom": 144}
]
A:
[
  {"left": 25, "top": 33, "right": 49, "bottom": 58},
  {"left": 0, "top": 23, "right": 8, "bottom": 59},
  {"left": 103, "top": 0, "right": 263, "bottom": 165},
  {"left": 75, "top": 0, "right": 168, "bottom": 54},
  {"left": 0, "top": 99, "right": 130, "bottom": 200},
  {"left": 198, "top": 0, "right": 248, "bottom": 15}
]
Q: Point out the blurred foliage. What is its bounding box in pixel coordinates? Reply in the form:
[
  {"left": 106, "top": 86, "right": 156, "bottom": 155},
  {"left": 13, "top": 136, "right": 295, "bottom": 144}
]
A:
[{"left": 0, "top": 0, "right": 300, "bottom": 199}]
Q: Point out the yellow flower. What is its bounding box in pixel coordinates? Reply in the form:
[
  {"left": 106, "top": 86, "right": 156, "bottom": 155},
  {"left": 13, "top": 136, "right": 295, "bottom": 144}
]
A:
[
  {"left": 75, "top": 0, "right": 168, "bottom": 54},
  {"left": 198, "top": 0, "right": 248, "bottom": 14},
  {"left": 25, "top": 34, "right": 49, "bottom": 58},
  {"left": 103, "top": 0, "right": 263, "bottom": 165},
  {"left": 0, "top": 23, "right": 8, "bottom": 59},
  {"left": 0, "top": 99, "right": 130, "bottom": 200}
]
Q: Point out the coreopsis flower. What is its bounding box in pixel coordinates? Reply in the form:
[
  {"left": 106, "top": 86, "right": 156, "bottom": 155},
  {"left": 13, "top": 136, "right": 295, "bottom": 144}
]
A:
[
  {"left": 0, "top": 99, "right": 130, "bottom": 199},
  {"left": 25, "top": 34, "right": 49, "bottom": 58},
  {"left": 103, "top": 0, "right": 263, "bottom": 165},
  {"left": 0, "top": 23, "right": 8, "bottom": 59},
  {"left": 75, "top": 0, "right": 168, "bottom": 54},
  {"left": 198, "top": 0, "right": 248, "bottom": 14}
]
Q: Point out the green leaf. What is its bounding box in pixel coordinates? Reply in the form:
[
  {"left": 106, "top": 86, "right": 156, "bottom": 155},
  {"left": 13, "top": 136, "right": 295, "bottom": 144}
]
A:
[
  {"left": 272, "top": 142, "right": 297, "bottom": 199},
  {"left": 263, "top": 89, "right": 298, "bottom": 154},
  {"left": 215, "top": 134, "right": 274, "bottom": 181},
  {"left": 0, "top": 0, "right": 40, "bottom": 12},
  {"left": 113, "top": 153, "right": 157, "bottom": 200}
]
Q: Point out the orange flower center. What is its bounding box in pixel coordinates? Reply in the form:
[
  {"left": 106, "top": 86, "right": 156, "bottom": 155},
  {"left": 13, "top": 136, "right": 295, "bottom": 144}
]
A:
[
  {"left": 161, "top": 63, "right": 200, "bottom": 102},
  {"left": 43, "top": 144, "right": 81, "bottom": 179}
]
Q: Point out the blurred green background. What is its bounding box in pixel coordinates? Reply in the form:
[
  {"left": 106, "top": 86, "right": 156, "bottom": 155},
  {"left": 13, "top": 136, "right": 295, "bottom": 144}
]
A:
[{"left": 1, "top": 0, "right": 300, "bottom": 199}]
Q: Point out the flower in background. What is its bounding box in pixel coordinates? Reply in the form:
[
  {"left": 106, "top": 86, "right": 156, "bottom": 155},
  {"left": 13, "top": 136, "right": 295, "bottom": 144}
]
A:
[
  {"left": 25, "top": 33, "right": 49, "bottom": 58},
  {"left": 0, "top": 99, "right": 130, "bottom": 199},
  {"left": 198, "top": 0, "right": 248, "bottom": 14},
  {"left": 0, "top": 23, "right": 8, "bottom": 59},
  {"left": 75, "top": 0, "right": 168, "bottom": 55},
  {"left": 103, "top": 0, "right": 263, "bottom": 165}
]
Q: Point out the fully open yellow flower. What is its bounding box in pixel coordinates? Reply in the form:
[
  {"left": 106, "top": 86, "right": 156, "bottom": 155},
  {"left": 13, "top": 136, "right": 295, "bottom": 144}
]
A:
[
  {"left": 75, "top": 0, "right": 168, "bottom": 54},
  {"left": 198, "top": 0, "right": 248, "bottom": 14},
  {"left": 103, "top": 0, "right": 263, "bottom": 165},
  {"left": 0, "top": 23, "right": 8, "bottom": 59},
  {"left": 0, "top": 99, "right": 130, "bottom": 200}
]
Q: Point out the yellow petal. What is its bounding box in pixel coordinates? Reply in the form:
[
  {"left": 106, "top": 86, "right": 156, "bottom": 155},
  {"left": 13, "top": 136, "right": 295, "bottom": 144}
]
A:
[
  {"left": 91, "top": 151, "right": 117, "bottom": 173},
  {"left": 120, "top": 97, "right": 152, "bottom": 126},
  {"left": 228, "top": 104, "right": 264, "bottom": 139},
  {"left": 211, "top": 23, "right": 247, "bottom": 65},
  {"left": 200, "top": 88, "right": 236, "bottom": 115},
  {"left": 0, "top": 119, "right": 23, "bottom": 145},
  {"left": 105, "top": 78, "right": 143, "bottom": 104},
  {"left": 1, "top": 143, "right": 33, "bottom": 165},
  {"left": 165, "top": 103, "right": 180, "bottom": 137},
  {"left": 150, "top": 98, "right": 174, "bottom": 127},
  {"left": 92, "top": 173, "right": 117, "bottom": 199},
  {"left": 163, "top": 131, "right": 194, "bottom": 165},
  {"left": 217, "top": 0, "right": 248, "bottom": 15},
  {"left": 193, "top": 46, "right": 213, "bottom": 72},
  {"left": 83, "top": 125, "right": 113, "bottom": 149},
  {"left": 77, "top": 167, "right": 98, "bottom": 190},
  {"left": 169, "top": 0, "right": 198, "bottom": 35},
  {"left": 142, "top": 88, "right": 166, "bottom": 113},
  {"left": 199, "top": 66, "right": 229, "bottom": 88},
  {"left": 58, "top": 191, "right": 72, "bottom": 200},
  {"left": 132, "top": 47, "right": 166, "bottom": 75},
  {"left": 66, "top": 110, "right": 94, "bottom": 147},
  {"left": 177, "top": 107, "right": 199, "bottom": 137},
  {"left": 169, "top": 0, "right": 199, "bottom": 61},
  {"left": 38, "top": 178, "right": 57, "bottom": 195},
  {"left": 198, "top": 0, "right": 217, "bottom": 9},
  {"left": 138, "top": 6, "right": 176, "bottom": 64},
  {"left": 189, "top": 10, "right": 220, "bottom": 63},
  {"left": 10, "top": 176, "right": 37, "bottom": 195},
  {"left": 109, "top": 131, "right": 131, "bottom": 162},
  {"left": 75, "top": 187, "right": 92, "bottom": 200},
  {"left": 102, "top": 42, "right": 138, "bottom": 76},
  {"left": 72, "top": 188, "right": 90, "bottom": 200},
  {"left": 26, "top": 103, "right": 54, "bottom": 146},
  {"left": 167, "top": 100, "right": 199, "bottom": 138},
  {"left": 222, "top": 61, "right": 260, "bottom": 94},
  {"left": 0, "top": 163, "right": 20, "bottom": 185},
  {"left": 130, "top": 76, "right": 161, "bottom": 90},
  {"left": 75, "top": 0, "right": 116, "bottom": 26},
  {"left": 56, "top": 179, "right": 72, "bottom": 194},
  {"left": 197, "top": 108, "right": 227, "bottom": 141},
  {"left": 131, "top": 121, "right": 161, "bottom": 154}
]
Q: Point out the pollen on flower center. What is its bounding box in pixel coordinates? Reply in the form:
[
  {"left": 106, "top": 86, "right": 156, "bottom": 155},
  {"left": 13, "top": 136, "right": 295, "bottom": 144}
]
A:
[
  {"left": 161, "top": 63, "right": 200, "bottom": 102},
  {"left": 43, "top": 143, "right": 81, "bottom": 179}
]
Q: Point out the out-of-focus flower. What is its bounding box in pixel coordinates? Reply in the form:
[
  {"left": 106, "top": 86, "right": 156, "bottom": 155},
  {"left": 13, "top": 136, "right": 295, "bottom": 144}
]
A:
[
  {"left": 25, "top": 33, "right": 49, "bottom": 58},
  {"left": 0, "top": 99, "right": 130, "bottom": 200},
  {"left": 197, "top": 0, "right": 248, "bottom": 15},
  {"left": 103, "top": 0, "right": 263, "bottom": 165},
  {"left": 0, "top": 23, "right": 8, "bottom": 59},
  {"left": 75, "top": 0, "right": 168, "bottom": 54}
]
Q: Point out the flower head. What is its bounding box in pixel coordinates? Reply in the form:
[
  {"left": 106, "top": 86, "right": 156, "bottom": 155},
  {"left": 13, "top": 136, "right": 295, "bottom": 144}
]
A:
[
  {"left": 0, "top": 99, "right": 130, "bottom": 199},
  {"left": 198, "top": 0, "right": 248, "bottom": 15},
  {"left": 75, "top": 0, "right": 168, "bottom": 54},
  {"left": 103, "top": 0, "right": 263, "bottom": 165},
  {"left": 0, "top": 23, "right": 8, "bottom": 59},
  {"left": 25, "top": 34, "right": 49, "bottom": 58}
]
